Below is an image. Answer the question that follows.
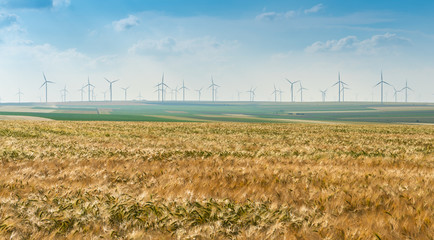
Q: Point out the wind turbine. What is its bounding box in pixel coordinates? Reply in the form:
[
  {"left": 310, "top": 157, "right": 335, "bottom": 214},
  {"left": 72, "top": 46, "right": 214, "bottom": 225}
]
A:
[
  {"left": 272, "top": 85, "right": 278, "bottom": 102},
  {"left": 17, "top": 89, "right": 24, "bottom": 103},
  {"left": 331, "top": 72, "right": 347, "bottom": 102},
  {"left": 60, "top": 85, "right": 68, "bottom": 102},
  {"left": 400, "top": 80, "right": 412, "bottom": 103},
  {"left": 278, "top": 88, "right": 284, "bottom": 102},
  {"left": 320, "top": 89, "right": 327, "bottom": 102},
  {"left": 237, "top": 90, "right": 242, "bottom": 101},
  {"left": 195, "top": 88, "right": 203, "bottom": 101},
  {"left": 286, "top": 79, "right": 299, "bottom": 102},
  {"left": 341, "top": 86, "right": 350, "bottom": 102},
  {"left": 105, "top": 78, "right": 119, "bottom": 102},
  {"left": 180, "top": 80, "right": 189, "bottom": 101},
  {"left": 374, "top": 71, "right": 392, "bottom": 104},
  {"left": 78, "top": 86, "right": 86, "bottom": 102},
  {"left": 102, "top": 90, "right": 108, "bottom": 101},
  {"left": 40, "top": 73, "right": 54, "bottom": 103},
  {"left": 155, "top": 83, "right": 161, "bottom": 101},
  {"left": 121, "top": 87, "right": 129, "bottom": 101},
  {"left": 247, "top": 88, "right": 256, "bottom": 102},
  {"left": 83, "top": 77, "right": 94, "bottom": 102},
  {"left": 137, "top": 92, "right": 143, "bottom": 101},
  {"left": 156, "top": 73, "right": 169, "bottom": 102},
  {"left": 393, "top": 87, "right": 401, "bottom": 103},
  {"left": 174, "top": 86, "right": 180, "bottom": 101},
  {"left": 208, "top": 76, "right": 219, "bottom": 102},
  {"left": 298, "top": 82, "right": 307, "bottom": 102}
]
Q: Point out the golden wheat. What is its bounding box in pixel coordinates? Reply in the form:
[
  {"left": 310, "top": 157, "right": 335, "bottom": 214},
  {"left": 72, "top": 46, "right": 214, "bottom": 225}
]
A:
[{"left": 0, "top": 121, "right": 433, "bottom": 239}]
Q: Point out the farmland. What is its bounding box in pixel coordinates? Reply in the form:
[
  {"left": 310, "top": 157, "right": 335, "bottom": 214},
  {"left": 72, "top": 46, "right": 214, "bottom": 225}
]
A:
[
  {"left": 0, "top": 101, "right": 433, "bottom": 123},
  {"left": 0, "top": 121, "right": 433, "bottom": 239}
]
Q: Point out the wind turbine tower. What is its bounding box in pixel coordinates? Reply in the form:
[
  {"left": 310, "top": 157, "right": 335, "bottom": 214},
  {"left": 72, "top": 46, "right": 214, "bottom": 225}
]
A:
[
  {"left": 60, "top": 85, "right": 68, "bottom": 102},
  {"left": 208, "top": 76, "right": 219, "bottom": 102},
  {"left": 121, "top": 87, "right": 129, "bottom": 101},
  {"left": 393, "top": 87, "right": 401, "bottom": 103},
  {"left": 180, "top": 80, "right": 189, "bottom": 101},
  {"left": 278, "top": 88, "right": 283, "bottom": 102},
  {"left": 400, "top": 80, "right": 412, "bottom": 103},
  {"left": 298, "top": 82, "right": 307, "bottom": 102},
  {"left": 17, "top": 89, "right": 24, "bottom": 103},
  {"left": 320, "top": 89, "right": 327, "bottom": 102},
  {"left": 157, "top": 73, "right": 169, "bottom": 102},
  {"left": 237, "top": 90, "right": 242, "bottom": 101},
  {"left": 272, "top": 85, "right": 278, "bottom": 102},
  {"left": 332, "top": 72, "right": 347, "bottom": 102},
  {"left": 102, "top": 91, "right": 108, "bottom": 101},
  {"left": 41, "top": 73, "right": 54, "bottom": 103},
  {"left": 341, "top": 86, "right": 350, "bottom": 102},
  {"left": 78, "top": 86, "right": 86, "bottom": 102},
  {"left": 286, "top": 79, "right": 299, "bottom": 102},
  {"left": 247, "top": 88, "right": 256, "bottom": 102},
  {"left": 174, "top": 86, "right": 180, "bottom": 101},
  {"left": 83, "top": 77, "right": 94, "bottom": 102},
  {"left": 374, "top": 71, "right": 391, "bottom": 104},
  {"left": 105, "top": 78, "right": 119, "bottom": 102},
  {"left": 195, "top": 88, "right": 203, "bottom": 101}
]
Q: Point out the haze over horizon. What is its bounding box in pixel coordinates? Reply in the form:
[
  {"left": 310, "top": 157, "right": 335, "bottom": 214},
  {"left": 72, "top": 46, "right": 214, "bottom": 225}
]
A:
[{"left": 0, "top": 0, "right": 433, "bottom": 103}]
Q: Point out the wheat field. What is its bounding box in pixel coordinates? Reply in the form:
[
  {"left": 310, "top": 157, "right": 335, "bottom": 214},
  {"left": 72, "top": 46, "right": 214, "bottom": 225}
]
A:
[{"left": 0, "top": 121, "right": 433, "bottom": 239}]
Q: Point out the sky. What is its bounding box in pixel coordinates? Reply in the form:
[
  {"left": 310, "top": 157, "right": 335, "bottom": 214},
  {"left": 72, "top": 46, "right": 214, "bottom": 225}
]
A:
[{"left": 0, "top": 0, "right": 433, "bottom": 103}]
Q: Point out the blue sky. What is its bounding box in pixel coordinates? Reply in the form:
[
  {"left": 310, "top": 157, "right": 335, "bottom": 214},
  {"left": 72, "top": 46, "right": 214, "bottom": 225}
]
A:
[{"left": 0, "top": 0, "right": 433, "bottom": 102}]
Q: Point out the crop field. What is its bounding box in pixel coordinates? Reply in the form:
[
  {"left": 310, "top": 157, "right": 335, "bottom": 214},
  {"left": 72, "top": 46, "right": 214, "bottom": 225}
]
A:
[
  {"left": 0, "top": 101, "right": 434, "bottom": 123},
  {"left": 0, "top": 121, "right": 433, "bottom": 239}
]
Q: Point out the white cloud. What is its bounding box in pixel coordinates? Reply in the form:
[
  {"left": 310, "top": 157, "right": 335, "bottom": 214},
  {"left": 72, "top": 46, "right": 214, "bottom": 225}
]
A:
[
  {"left": 52, "top": 0, "right": 70, "bottom": 8},
  {"left": 256, "top": 12, "right": 279, "bottom": 21},
  {"left": 255, "top": 10, "right": 297, "bottom": 21},
  {"left": 304, "top": 4, "right": 324, "bottom": 14},
  {"left": 305, "top": 33, "right": 411, "bottom": 54},
  {"left": 112, "top": 15, "right": 139, "bottom": 32},
  {"left": 306, "top": 36, "right": 358, "bottom": 53},
  {"left": 0, "top": 12, "right": 18, "bottom": 28},
  {"left": 128, "top": 37, "right": 237, "bottom": 57}
]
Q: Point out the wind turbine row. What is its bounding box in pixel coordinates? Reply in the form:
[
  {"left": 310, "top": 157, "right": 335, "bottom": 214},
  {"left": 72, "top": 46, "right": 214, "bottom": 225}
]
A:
[{"left": 7, "top": 71, "right": 417, "bottom": 103}]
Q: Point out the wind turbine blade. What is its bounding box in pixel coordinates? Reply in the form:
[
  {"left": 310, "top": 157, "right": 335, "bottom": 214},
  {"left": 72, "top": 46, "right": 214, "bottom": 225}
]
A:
[
  {"left": 43, "top": 73, "right": 47, "bottom": 82},
  {"left": 374, "top": 82, "right": 381, "bottom": 87},
  {"left": 104, "top": 78, "right": 110, "bottom": 83}
]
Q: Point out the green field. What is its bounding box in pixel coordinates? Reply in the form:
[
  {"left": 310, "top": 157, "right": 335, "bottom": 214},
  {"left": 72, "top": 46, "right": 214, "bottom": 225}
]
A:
[{"left": 0, "top": 101, "right": 433, "bottom": 123}]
